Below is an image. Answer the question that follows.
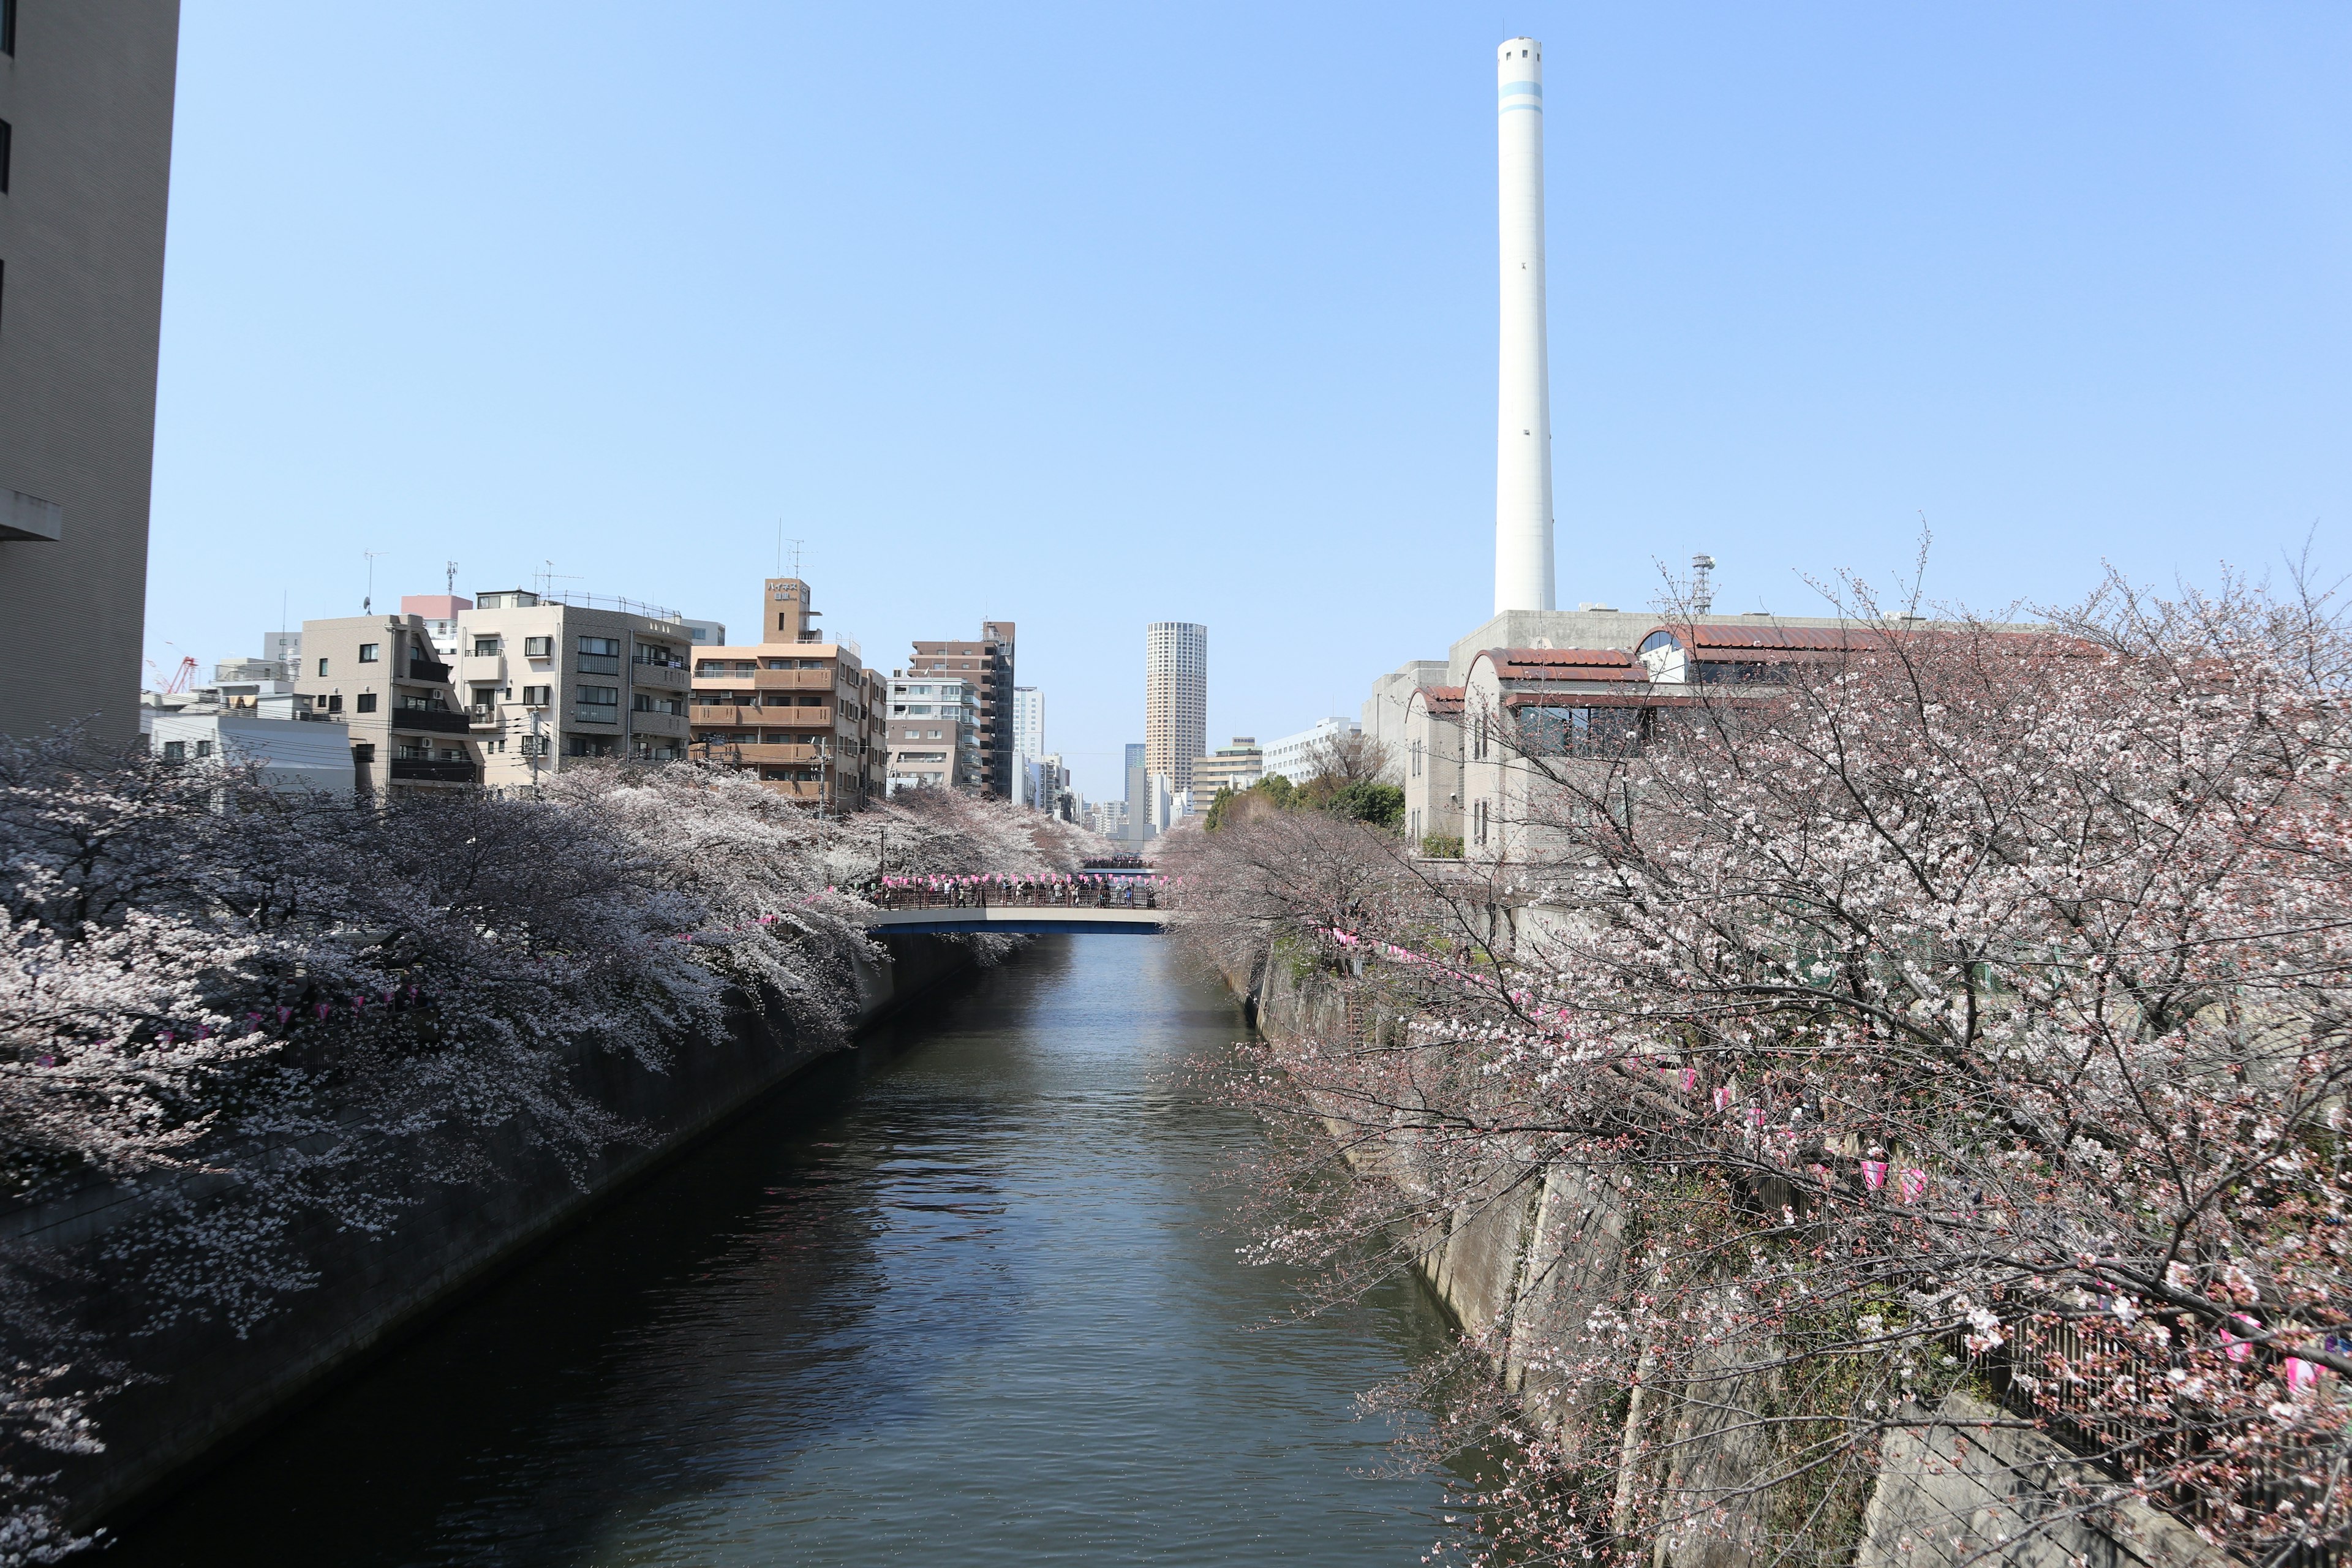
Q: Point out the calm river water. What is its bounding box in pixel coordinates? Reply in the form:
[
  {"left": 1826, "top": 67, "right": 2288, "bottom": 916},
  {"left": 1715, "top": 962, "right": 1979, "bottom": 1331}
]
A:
[{"left": 108, "top": 935, "right": 1460, "bottom": 1566}]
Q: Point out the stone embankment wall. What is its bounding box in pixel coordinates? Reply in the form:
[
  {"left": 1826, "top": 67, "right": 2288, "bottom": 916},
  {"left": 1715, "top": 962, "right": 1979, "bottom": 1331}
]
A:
[
  {"left": 9, "top": 932, "right": 980, "bottom": 1531},
  {"left": 1215, "top": 937, "right": 2232, "bottom": 1568}
]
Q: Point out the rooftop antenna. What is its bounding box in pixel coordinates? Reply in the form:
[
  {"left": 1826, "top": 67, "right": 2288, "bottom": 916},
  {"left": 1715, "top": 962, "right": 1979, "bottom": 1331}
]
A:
[
  {"left": 786, "top": 537, "right": 805, "bottom": 579},
  {"left": 445, "top": 560, "right": 459, "bottom": 595},
  {"left": 363, "top": 550, "right": 382, "bottom": 614},
  {"left": 1691, "top": 552, "right": 1716, "bottom": 617}
]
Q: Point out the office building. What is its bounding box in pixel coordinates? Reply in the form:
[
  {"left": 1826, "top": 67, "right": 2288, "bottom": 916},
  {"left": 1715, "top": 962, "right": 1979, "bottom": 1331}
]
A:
[
  {"left": 688, "top": 576, "right": 886, "bottom": 808},
  {"left": 1145, "top": 622, "right": 1207, "bottom": 793},
  {"left": 1012, "top": 686, "right": 1043, "bottom": 758},
  {"left": 908, "top": 621, "right": 1015, "bottom": 797},
  {"left": 1265, "top": 717, "right": 1360, "bottom": 785},
  {"left": 0, "top": 4, "right": 181, "bottom": 744}
]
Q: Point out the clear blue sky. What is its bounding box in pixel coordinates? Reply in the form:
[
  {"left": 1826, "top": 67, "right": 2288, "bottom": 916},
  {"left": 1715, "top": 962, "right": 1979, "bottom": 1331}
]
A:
[{"left": 144, "top": 2, "right": 2352, "bottom": 802}]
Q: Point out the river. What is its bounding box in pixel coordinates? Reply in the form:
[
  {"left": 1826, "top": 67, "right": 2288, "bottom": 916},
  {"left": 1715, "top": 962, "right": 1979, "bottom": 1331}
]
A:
[{"left": 107, "top": 935, "right": 1463, "bottom": 1566}]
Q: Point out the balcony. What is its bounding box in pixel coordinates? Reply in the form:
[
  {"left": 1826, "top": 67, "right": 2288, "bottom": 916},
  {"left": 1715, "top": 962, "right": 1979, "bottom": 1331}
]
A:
[
  {"left": 391, "top": 707, "right": 472, "bottom": 736},
  {"left": 570, "top": 707, "right": 620, "bottom": 728},
  {"left": 742, "top": 668, "right": 844, "bottom": 692},
  {"left": 695, "top": 742, "right": 832, "bottom": 765},
  {"left": 633, "top": 662, "right": 690, "bottom": 692},
  {"left": 406, "top": 658, "right": 453, "bottom": 684},
  {"left": 390, "top": 758, "right": 478, "bottom": 784},
  {"left": 689, "top": 704, "right": 758, "bottom": 726}
]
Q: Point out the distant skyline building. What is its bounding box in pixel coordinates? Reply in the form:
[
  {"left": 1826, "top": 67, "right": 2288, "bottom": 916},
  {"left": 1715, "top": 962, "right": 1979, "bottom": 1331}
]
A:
[
  {"left": 1494, "top": 36, "right": 1555, "bottom": 616},
  {"left": 1145, "top": 622, "right": 1207, "bottom": 793},
  {"left": 1012, "top": 685, "right": 1043, "bottom": 758}
]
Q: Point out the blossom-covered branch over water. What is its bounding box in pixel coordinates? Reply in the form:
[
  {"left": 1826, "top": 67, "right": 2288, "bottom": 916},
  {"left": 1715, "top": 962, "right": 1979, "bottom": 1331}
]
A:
[{"left": 1170, "top": 575, "right": 2352, "bottom": 1566}]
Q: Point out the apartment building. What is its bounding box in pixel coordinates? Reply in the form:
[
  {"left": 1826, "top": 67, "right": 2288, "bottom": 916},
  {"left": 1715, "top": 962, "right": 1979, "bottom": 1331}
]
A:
[
  {"left": 1192, "top": 737, "right": 1264, "bottom": 801},
  {"left": 293, "top": 614, "right": 478, "bottom": 798},
  {"left": 885, "top": 672, "right": 981, "bottom": 793},
  {"left": 0, "top": 2, "right": 181, "bottom": 743},
  {"left": 687, "top": 576, "right": 886, "bottom": 808},
  {"left": 449, "top": 590, "right": 695, "bottom": 790},
  {"left": 908, "top": 620, "right": 1015, "bottom": 797},
  {"left": 1145, "top": 622, "right": 1207, "bottom": 793}
]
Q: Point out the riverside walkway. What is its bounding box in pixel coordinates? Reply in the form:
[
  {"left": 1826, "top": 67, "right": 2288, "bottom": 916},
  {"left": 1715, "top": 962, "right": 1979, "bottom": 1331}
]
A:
[{"left": 864, "top": 876, "right": 1170, "bottom": 935}]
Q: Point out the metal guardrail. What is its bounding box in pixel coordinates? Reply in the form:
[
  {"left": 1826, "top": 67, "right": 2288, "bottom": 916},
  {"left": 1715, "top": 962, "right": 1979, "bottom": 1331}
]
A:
[{"left": 870, "top": 881, "right": 1164, "bottom": 913}]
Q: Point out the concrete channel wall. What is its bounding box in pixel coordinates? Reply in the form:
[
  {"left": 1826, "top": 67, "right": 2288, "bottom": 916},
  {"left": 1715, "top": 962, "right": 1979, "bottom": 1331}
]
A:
[
  {"left": 9, "top": 932, "right": 983, "bottom": 1531},
  {"left": 1213, "top": 936, "right": 2234, "bottom": 1568}
]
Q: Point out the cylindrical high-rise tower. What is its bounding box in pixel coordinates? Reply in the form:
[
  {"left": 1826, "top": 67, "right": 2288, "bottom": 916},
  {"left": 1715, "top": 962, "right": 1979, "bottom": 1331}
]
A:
[
  {"left": 1494, "top": 37, "right": 1555, "bottom": 614},
  {"left": 1144, "top": 621, "right": 1207, "bottom": 793}
]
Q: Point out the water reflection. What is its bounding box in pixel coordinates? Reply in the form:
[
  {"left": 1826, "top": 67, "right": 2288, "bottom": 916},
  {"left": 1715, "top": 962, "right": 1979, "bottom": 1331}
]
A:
[{"left": 109, "top": 937, "right": 1456, "bottom": 1566}]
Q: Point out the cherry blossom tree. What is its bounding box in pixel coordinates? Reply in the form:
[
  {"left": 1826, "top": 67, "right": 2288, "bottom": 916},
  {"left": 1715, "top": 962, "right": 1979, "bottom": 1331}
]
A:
[
  {"left": 0, "top": 745, "right": 1091, "bottom": 1553},
  {"left": 1180, "top": 574, "right": 2352, "bottom": 1566}
]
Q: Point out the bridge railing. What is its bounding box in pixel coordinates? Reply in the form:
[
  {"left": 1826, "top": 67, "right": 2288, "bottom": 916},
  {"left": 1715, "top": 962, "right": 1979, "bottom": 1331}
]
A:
[{"left": 871, "top": 878, "right": 1167, "bottom": 913}]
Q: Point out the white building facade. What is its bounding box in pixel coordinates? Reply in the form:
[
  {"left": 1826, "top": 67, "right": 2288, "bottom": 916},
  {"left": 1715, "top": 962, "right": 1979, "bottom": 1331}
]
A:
[{"left": 1263, "top": 716, "right": 1361, "bottom": 785}]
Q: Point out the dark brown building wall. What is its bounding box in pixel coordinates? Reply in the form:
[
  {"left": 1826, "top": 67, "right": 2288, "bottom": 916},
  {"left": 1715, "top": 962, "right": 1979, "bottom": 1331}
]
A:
[{"left": 0, "top": 2, "right": 180, "bottom": 745}]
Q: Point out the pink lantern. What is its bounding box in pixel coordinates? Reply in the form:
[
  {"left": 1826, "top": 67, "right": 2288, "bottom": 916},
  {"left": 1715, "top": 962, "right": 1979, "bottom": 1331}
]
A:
[
  {"left": 1898, "top": 1168, "right": 1926, "bottom": 1203},
  {"left": 1861, "top": 1160, "right": 1888, "bottom": 1191}
]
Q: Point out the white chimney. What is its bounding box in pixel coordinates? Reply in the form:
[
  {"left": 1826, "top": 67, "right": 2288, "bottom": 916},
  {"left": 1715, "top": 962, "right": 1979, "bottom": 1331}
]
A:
[{"left": 1494, "top": 37, "right": 1554, "bottom": 614}]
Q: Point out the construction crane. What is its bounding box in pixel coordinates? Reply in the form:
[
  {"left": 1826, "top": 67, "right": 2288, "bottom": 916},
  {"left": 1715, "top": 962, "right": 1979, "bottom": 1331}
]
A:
[{"left": 154, "top": 655, "right": 198, "bottom": 694}]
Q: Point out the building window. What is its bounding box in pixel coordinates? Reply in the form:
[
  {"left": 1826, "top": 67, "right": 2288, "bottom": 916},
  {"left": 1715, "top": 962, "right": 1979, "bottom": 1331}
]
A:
[
  {"left": 576, "top": 636, "right": 620, "bottom": 675},
  {"left": 160, "top": 741, "right": 186, "bottom": 763},
  {"left": 522, "top": 685, "right": 551, "bottom": 706},
  {"left": 194, "top": 739, "right": 214, "bottom": 758},
  {"left": 575, "top": 685, "right": 620, "bottom": 717},
  {"left": 472, "top": 636, "right": 502, "bottom": 657},
  {"left": 1409, "top": 739, "right": 1423, "bottom": 777},
  {"left": 356, "top": 692, "right": 378, "bottom": 713},
  {"left": 358, "top": 643, "right": 380, "bottom": 663},
  {"left": 326, "top": 694, "right": 344, "bottom": 712},
  {"left": 317, "top": 658, "right": 330, "bottom": 676},
  {"left": 0, "top": 119, "right": 12, "bottom": 195},
  {"left": 519, "top": 736, "right": 549, "bottom": 757},
  {"left": 1473, "top": 799, "right": 1488, "bottom": 846},
  {"left": 1, "top": 0, "right": 14, "bottom": 56},
  {"left": 524, "top": 636, "right": 553, "bottom": 659}
]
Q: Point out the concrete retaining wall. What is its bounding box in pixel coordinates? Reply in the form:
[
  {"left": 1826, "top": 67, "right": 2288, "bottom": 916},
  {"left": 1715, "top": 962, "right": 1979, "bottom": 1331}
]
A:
[
  {"left": 15, "top": 932, "right": 981, "bottom": 1530},
  {"left": 1216, "top": 934, "right": 2234, "bottom": 1568}
]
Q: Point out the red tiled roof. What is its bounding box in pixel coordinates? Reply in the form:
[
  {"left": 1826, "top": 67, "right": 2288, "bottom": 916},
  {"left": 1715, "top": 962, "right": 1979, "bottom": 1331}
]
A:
[
  {"left": 1482, "top": 647, "right": 1645, "bottom": 682},
  {"left": 1410, "top": 685, "right": 1466, "bottom": 715}
]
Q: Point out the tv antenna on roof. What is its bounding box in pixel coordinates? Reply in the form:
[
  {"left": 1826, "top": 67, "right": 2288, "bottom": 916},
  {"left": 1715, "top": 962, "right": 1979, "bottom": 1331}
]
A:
[
  {"left": 446, "top": 560, "right": 459, "bottom": 595},
  {"left": 783, "top": 537, "right": 805, "bottom": 579},
  {"left": 363, "top": 550, "right": 382, "bottom": 614},
  {"left": 535, "top": 560, "right": 582, "bottom": 597}
]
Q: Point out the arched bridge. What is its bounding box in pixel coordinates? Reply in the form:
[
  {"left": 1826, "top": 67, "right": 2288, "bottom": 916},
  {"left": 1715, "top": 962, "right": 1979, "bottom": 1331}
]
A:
[{"left": 864, "top": 876, "right": 1170, "bottom": 935}]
